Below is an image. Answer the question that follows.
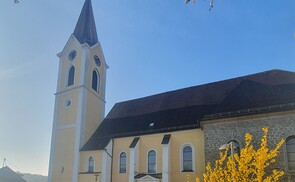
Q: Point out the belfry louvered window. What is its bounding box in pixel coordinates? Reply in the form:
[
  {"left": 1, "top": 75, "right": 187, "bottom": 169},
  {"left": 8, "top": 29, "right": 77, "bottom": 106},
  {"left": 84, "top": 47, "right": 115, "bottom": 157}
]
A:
[
  {"left": 92, "top": 69, "right": 100, "bottom": 92},
  {"left": 67, "top": 66, "right": 75, "bottom": 86}
]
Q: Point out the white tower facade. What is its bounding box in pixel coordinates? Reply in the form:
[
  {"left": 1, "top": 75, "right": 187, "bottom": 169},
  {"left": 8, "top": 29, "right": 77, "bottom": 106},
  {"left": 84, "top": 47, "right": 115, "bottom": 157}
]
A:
[{"left": 48, "top": 1, "right": 108, "bottom": 181}]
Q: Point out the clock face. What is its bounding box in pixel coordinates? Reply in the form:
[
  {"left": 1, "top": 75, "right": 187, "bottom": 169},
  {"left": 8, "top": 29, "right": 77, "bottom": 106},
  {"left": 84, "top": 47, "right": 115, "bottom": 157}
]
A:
[
  {"left": 94, "top": 55, "right": 101, "bottom": 66},
  {"left": 68, "top": 50, "right": 77, "bottom": 61}
]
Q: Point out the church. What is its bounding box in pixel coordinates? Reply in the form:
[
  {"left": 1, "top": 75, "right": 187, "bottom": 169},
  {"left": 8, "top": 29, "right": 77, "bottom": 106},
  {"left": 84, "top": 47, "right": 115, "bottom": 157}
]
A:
[{"left": 47, "top": 0, "right": 295, "bottom": 182}]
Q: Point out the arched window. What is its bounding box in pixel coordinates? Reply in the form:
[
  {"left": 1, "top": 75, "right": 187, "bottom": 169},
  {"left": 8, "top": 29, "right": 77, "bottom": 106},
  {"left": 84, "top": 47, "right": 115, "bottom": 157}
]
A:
[
  {"left": 183, "top": 146, "right": 193, "bottom": 171},
  {"left": 88, "top": 157, "right": 94, "bottom": 172},
  {"left": 148, "top": 150, "right": 156, "bottom": 173},
  {"left": 180, "top": 144, "right": 195, "bottom": 172},
  {"left": 92, "top": 70, "right": 100, "bottom": 92},
  {"left": 67, "top": 66, "right": 75, "bottom": 86},
  {"left": 286, "top": 136, "right": 295, "bottom": 170},
  {"left": 119, "top": 152, "right": 127, "bottom": 173},
  {"left": 228, "top": 140, "right": 240, "bottom": 156}
]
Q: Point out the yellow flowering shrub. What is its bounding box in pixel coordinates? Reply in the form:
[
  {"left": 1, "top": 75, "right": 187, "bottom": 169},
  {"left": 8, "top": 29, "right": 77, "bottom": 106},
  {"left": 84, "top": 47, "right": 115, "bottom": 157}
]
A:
[{"left": 196, "top": 127, "right": 285, "bottom": 182}]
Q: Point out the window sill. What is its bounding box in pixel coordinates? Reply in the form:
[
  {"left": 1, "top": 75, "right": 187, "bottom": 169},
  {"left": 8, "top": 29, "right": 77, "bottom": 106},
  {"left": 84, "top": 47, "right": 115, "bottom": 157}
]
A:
[
  {"left": 182, "top": 170, "right": 194, "bottom": 173},
  {"left": 79, "top": 172, "right": 101, "bottom": 174},
  {"left": 147, "top": 172, "right": 157, "bottom": 174}
]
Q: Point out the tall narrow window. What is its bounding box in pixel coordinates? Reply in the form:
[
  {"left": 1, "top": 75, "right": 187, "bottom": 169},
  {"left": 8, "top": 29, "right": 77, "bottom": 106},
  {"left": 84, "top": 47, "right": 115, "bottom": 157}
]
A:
[
  {"left": 92, "top": 70, "right": 100, "bottom": 92},
  {"left": 119, "top": 152, "right": 127, "bottom": 173},
  {"left": 181, "top": 144, "right": 195, "bottom": 172},
  {"left": 183, "top": 146, "right": 193, "bottom": 171},
  {"left": 67, "top": 66, "right": 75, "bottom": 86},
  {"left": 287, "top": 136, "right": 295, "bottom": 170},
  {"left": 88, "top": 157, "right": 94, "bottom": 172},
  {"left": 148, "top": 150, "right": 156, "bottom": 173}
]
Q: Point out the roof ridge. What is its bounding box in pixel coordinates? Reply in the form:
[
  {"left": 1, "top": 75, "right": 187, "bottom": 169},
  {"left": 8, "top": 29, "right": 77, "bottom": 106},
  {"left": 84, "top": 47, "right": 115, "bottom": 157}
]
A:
[{"left": 114, "top": 69, "right": 295, "bottom": 105}]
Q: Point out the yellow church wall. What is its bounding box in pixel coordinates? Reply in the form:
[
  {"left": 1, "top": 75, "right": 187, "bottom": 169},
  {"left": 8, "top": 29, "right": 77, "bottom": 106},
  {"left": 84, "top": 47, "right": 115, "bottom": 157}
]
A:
[
  {"left": 79, "top": 151, "right": 103, "bottom": 182},
  {"left": 83, "top": 91, "right": 105, "bottom": 144},
  {"left": 58, "top": 40, "right": 82, "bottom": 91},
  {"left": 169, "top": 129, "right": 205, "bottom": 182},
  {"left": 58, "top": 59, "right": 67, "bottom": 90},
  {"left": 111, "top": 134, "right": 164, "bottom": 180},
  {"left": 87, "top": 45, "right": 107, "bottom": 97},
  {"left": 56, "top": 90, "right": 79, "bottom": 126},
  {"left": 110, "top": 129, "right": 204, "bottom": 182},
  {"left": 112, "top": 137, "right": 133, "bottom": 182},
  {"left": 79, "top": 173, "right": 101, "bottom": 182},
  {"left": 51, "top": 128, "right": 76, "bottom": 182},
  {"left": 134, "top": 129, "right": 205, "bottom": 180},
  {"left": 138, "top": 134, "right": 163, "bottom": 174},
  {"left": 89, "top": 46, "right": 100, "bottom": 72},
  {"left": 80, "top": 45, "right": 107, "bottom": 145}
]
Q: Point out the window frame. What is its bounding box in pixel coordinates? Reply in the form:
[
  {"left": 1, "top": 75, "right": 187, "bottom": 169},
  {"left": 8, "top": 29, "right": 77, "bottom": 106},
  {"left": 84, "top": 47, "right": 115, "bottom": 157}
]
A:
[
  {"left": 66, "top": 65, "right": 75, "bottom": 87},
  {"left": 183, "top": 146, "right": 193, "bottom": 172},
  {"left": 146, "top": 149, "right": 157, "bottom": 174},
  {"left": 119, "top": 152, "right": 127, "bottom": 174},
  {"left": 87, "top": 156, "right": 94, "bottom": 173},
  {"left": 286, "top": 135, "right": 295, "bottom": 172},
  {"left": 91, "top": 69, "right": 100, "bottom": 93},
  {"left": 180, "top": 143, "right": 195, "bottom": 173}
]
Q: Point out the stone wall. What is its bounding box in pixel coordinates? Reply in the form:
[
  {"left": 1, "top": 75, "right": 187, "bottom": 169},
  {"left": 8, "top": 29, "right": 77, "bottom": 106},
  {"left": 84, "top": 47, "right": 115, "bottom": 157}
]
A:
[{"left": 202, "top": 110, "right": 295, "bottom": 181}]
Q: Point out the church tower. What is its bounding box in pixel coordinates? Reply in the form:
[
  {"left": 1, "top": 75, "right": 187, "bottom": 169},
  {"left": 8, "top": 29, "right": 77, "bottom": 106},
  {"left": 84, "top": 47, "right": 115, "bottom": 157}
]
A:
[{"left": 48, "top": 0, "right": 108, "bottom": 181}]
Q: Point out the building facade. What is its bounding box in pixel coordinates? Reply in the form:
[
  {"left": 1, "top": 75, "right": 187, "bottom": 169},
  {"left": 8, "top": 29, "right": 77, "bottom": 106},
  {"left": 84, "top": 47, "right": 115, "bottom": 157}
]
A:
[
  {"left": 48, "top": 0, "right": 295, "bottom": 182},
  {"left": 202, "top": 110, "right": 295, "bottom": 181}
]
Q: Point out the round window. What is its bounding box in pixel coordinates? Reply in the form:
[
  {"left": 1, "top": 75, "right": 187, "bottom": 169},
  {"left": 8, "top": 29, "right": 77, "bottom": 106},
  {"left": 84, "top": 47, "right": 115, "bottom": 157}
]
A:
[{"left": 64, "top": 99, "right": 72, "bottom": 108}]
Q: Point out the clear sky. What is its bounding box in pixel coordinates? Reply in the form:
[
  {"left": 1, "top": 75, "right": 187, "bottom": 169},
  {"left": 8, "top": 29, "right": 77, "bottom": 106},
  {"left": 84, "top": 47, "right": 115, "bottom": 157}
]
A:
[{"left": 0, "top": 0, "right": 294, "bottom": 176}]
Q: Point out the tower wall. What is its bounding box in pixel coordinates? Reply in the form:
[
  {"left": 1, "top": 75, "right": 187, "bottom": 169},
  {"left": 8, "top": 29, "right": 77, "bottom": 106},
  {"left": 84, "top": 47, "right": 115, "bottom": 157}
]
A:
[
  {"left": 48, "top": 1, "right": 107, "bottom": 181},
  {"left": 48, "top": 36, "right": 107, "bottom": 182}
]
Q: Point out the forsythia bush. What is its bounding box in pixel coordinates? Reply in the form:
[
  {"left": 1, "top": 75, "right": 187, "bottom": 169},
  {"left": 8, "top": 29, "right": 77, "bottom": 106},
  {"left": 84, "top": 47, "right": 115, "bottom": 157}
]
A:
[{"left": 196, "top": 128, "right": 285, "bottom": 182}]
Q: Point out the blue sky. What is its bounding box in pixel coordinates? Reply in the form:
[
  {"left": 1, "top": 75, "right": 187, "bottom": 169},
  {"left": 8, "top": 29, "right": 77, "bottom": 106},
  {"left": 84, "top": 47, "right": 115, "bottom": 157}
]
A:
[{"left": 0, "top": 0, "right": 294, "bottom": 176}]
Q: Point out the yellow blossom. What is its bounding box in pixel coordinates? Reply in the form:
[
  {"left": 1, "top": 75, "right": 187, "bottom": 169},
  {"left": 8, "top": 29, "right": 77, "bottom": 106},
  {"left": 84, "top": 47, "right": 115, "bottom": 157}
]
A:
[{"left": 196, "top": 127, "right": 284, "bottom": 182}]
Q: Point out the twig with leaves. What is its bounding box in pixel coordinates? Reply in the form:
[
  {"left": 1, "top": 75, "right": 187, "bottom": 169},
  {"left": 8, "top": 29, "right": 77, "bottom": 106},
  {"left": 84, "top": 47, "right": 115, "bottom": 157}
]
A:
[{"left": 185, "top": 0, "right": 214, "bottom": 11}]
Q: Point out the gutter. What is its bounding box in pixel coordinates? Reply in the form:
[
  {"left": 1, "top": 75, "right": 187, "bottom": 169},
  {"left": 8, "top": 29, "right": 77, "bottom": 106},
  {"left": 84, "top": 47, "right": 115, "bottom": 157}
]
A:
[
  {"left": 200, "top": 102, "right": 295, "bottom": 129},
  {"left": 202, "top": 102, "right": 295, "bottom": 121}
]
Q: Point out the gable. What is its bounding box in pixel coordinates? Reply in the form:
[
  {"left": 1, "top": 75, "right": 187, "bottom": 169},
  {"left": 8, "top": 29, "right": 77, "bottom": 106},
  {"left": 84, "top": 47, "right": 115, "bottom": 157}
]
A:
[{"left": 134, "top": 173, "right": 162, "bottom": 181}]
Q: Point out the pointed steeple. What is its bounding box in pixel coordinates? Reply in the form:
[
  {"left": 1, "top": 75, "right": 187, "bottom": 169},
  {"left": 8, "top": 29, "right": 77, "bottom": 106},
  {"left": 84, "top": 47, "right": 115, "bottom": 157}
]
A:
[{"left": 73, "top": 0, "right": 98, "bottom": 46}]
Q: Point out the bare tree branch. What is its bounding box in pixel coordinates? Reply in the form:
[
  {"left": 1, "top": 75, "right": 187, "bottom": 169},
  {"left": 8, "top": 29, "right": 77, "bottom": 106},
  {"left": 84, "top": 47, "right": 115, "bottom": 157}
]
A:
[{"left": 185, "top": 0, "right": 214, "bottom": 11}]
